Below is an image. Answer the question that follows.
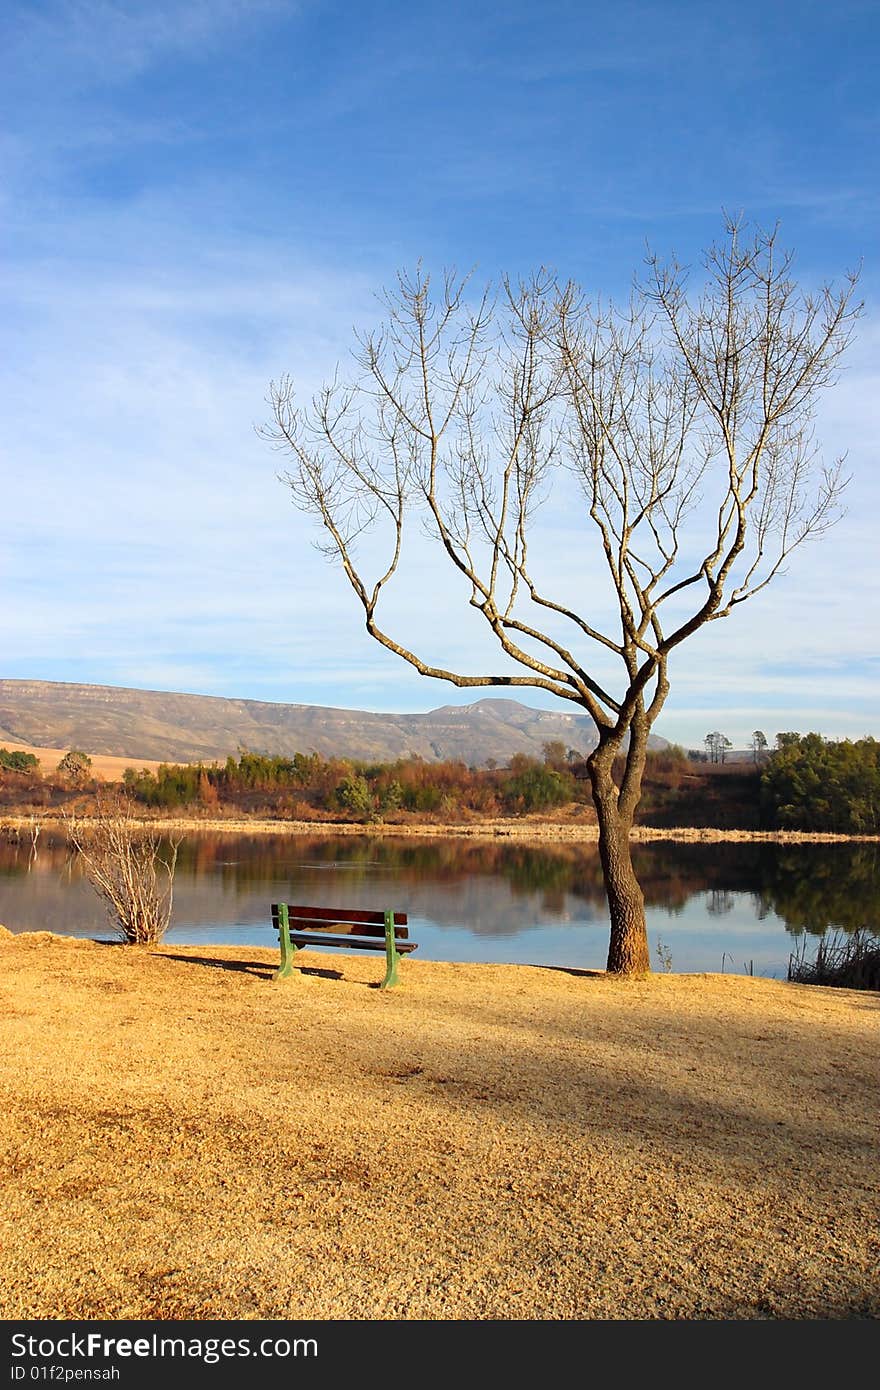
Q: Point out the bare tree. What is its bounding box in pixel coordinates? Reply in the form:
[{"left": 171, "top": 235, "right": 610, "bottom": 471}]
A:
[
  {"left": 751, "top": 730, "right": 769, "bottom": 764},
  {"left": 66, "top": 793, "right": 179, "bottom": 945},
  {"left": 262, "top": 217, "right": 860, "bottom": 975}
]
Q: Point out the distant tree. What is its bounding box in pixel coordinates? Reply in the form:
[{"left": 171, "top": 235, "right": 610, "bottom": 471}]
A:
[
  {"left": 58, "top": 750, "right": 92, "bottom": 784},
  {"left": 123, "top": 767, "right": 157, "bottom": 798},
  {"left": 198, "top": 768, "right": 218, "bottom": 806},
  {"left": 704, "top": 732, "right": 732, "bottom": 764},
  {"left": 335, "top": 773, "right": 376, "bottom": 819},
  {"left": 776, "top": 731, "right": 801, "bottom": 750},
  {"left": 381, "top": 779, "right": 404, "bottom": 812},
  {"left": 504, "top": 758, "right": 572, "bottom": 813},
  {"left": 541, "top": 740, "right": 568, "bottom": 771},
  {"left": 265, "top": 218, "right": 860, "bottom": 974},
  {"left": 0, "top": 749, "right": 40, "bottom": 773},
  {"left": 751, "top": 730, "right": 769, "bottom": 764}
]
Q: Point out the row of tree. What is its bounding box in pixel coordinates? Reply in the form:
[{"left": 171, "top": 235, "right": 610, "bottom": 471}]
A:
[
  {"left": 120, "top": 747, "right": 588, "bottom": 818},
  {"left": 700, "top": 731, "right": 790, "bottom": 764},
  {"left": 760, "top": 734, "right": 879, "bottom": 834},
  {"left": 5, "top": 736, "right": 877, "bottom": 834},
  {"left": 5, "top": 736, "right": 876, "bottom": 835},
  {"left": 57, "top": 735, "right": 880, "bottom": 834}
]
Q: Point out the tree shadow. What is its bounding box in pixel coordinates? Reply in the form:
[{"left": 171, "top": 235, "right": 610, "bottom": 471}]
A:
[{"left": 535, "top": 965, "right": 606, "bottom": 980}]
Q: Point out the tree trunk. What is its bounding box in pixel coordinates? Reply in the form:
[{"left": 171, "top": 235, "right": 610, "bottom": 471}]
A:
[{"left": 589, "top": 751, "right": 651, "bottom": 975}]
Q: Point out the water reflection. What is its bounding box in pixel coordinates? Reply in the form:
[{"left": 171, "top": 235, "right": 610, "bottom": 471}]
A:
[{"left": 1, "top": 830, "right": 877, "bottom": 979}]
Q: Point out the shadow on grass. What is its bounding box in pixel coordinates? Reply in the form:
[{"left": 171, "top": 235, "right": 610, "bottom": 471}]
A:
[
  {"left": 156, "top": 950, "right": 344, "bottom": 983},
  {"left": 534, "top": 965, "right": 606, "bottom": 980}
]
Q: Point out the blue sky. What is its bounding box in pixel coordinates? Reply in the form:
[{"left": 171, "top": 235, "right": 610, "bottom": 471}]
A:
[{"left": 1, "top": 0, "right": 877, "bottom": 750}]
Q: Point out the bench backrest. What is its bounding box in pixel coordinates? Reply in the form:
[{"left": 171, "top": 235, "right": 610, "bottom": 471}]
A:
[{"left": 271, "top": 903, "right": 409, "bottom": 939}]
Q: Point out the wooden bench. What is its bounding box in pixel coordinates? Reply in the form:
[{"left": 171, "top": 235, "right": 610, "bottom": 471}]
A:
[{"left": 271, "top": 903, "right": 416, "bottom": 989}]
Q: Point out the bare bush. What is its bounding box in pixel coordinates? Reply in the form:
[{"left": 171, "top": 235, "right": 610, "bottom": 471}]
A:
[{"left": 65, "top": 794, "right": 179, "bottom": 945}]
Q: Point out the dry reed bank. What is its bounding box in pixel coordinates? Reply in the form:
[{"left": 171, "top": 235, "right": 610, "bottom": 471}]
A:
[{"left": 3, "top": 810, "right": 876, "bottom": 845}]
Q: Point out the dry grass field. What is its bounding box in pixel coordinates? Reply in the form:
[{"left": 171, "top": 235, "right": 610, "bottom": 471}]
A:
[
  {"left": 0, "top": 927, "right": 877, "bottom": 1321},
  {"left": 0, "top": 740, "right": 168, "bottom": 781}
]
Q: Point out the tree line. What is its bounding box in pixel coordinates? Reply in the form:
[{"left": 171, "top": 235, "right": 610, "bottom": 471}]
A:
[
  {"left": 760, "top": 733, "right": 879, "bottom": 834},
  {"left": 119, "top": 745, "right": 590, "bottom": 818},
  {"left": 111, "top": 736, "right": 880, "bottom": 833},
  {"left": 2, "top": 735, "right": 877, "bottom": 834}
]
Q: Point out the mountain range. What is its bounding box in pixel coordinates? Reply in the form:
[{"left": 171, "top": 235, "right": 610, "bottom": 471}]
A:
[{"left": 0, "top": 679, "right": 672, "bottom": 768}]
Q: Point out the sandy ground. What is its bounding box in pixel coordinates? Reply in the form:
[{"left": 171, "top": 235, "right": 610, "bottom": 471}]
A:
[{"left": 0, "top": 927, "right": 877, "bottom": 1321}]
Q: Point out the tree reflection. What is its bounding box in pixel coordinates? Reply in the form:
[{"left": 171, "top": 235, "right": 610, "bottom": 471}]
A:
[
  {"left": 1, "top": 830, "right": 877, "bottom": 941},
  {"left": 753, "top": 844, "right": 880, "bottom": 936}
]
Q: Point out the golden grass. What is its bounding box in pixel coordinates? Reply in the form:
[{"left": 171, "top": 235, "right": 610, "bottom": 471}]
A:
[
  {"left": 0, "top": 927, "right": 877, "bottom": 1320},
  {"left": 0, "top": 741, "right": 169, "bottom": 780}
]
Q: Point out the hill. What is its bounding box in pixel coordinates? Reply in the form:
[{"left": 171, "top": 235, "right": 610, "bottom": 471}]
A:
[{"left": 0, "top": 679, "right": 670, "bottom": 768}]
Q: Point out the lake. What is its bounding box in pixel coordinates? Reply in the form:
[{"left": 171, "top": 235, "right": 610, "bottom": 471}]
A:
[{"left": 1, "top": 830, "right": 877, "bottom": 979}]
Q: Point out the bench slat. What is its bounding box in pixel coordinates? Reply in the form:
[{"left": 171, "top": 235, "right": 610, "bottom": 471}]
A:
[
  {"left": 280, "top": 918, "right": 409, "bottom": 939},
  {"left": 272, "top": 903, "right": 406, "bottom": 927},
  {"left": 288, "top": 931, "right": 417, "bottom": 954}
]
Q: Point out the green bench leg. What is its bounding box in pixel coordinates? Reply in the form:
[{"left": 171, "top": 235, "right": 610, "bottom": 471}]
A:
[
  {"left": 380, "top": 908, "right": 400, "bottom": 990},
  {"left": 273, "top": 903, "right": 299, "bottom": 980}
]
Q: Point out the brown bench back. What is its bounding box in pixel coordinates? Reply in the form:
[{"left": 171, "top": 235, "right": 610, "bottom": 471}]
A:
[{"left": 271, "top": 904, "right": 409, "bottom": 939}]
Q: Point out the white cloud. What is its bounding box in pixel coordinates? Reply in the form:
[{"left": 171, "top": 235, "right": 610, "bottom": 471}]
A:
[{"left": 1, "top": 0, "right": 875, "bottom": 747}]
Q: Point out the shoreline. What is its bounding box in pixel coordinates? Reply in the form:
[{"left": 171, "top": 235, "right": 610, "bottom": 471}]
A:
[{"left": 2, "top": 810, "right": 877, "bottom": 844}]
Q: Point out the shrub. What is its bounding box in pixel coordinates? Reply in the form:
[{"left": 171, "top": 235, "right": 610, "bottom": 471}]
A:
[
  {"left": 65, "top": 793, "right": 179, "bottom": 945},
  {"left": 335, "top": 773, "right": 377, "bottom": 819},
  {"left": 0, "top": 749, "right": 40, "bottom": 773},
  {"left": 58, "top": 750, "right": 92, "bottom": 784},
  {"left": 503, "top": 759, "right": 572, "bottom": 813}
]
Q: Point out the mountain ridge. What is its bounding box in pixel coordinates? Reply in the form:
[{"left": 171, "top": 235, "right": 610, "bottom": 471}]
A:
[{"left": 0, "top": 679, "right": 674, "bottom": 767}]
